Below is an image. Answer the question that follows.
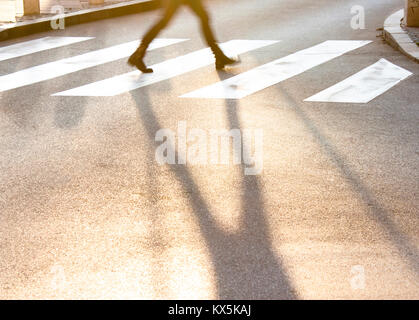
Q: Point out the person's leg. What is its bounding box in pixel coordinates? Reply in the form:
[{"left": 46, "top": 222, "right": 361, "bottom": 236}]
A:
[
  {"left": 186, "top": 0, "right": 238, "bottom": 69},
  {"left": 185, "top": 0, "right": 216, "bottom": 49},
  {"left": 142, "top": 0, "right": 181, "bottom": 47},
  {"left": 129, "top": 0, "right": 181, "bottom": 72}
]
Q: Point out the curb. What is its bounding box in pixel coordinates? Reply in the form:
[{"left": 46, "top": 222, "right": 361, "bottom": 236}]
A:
[
  {"left": 383, "top": 9, "right": 419, "bottom": 63},
  {"left": 0, "top": 0, "right": 160, "bottom": 42}
]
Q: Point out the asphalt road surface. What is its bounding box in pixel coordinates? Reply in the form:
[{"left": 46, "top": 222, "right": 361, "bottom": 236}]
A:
[{"left": 0, "top": 0, "right": 418, "bottom": 299}]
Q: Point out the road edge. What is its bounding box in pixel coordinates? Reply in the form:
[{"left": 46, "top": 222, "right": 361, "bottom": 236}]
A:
[
  {"left": 0, "top": 0, "right": 159, "bottom": 42},
  {"left": 383, "top": 9, "right": 419, "bottom": 63}
]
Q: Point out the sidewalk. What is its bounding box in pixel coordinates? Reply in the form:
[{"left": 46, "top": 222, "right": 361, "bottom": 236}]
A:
[
  {"left": 0, "top": 0, "right": 158, "bottom": 41},
  {"left": 383, "top": 9, "right": 419, "bottom": 63}
]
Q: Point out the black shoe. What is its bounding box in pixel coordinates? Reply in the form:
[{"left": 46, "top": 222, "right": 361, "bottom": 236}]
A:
[
  {"left": 128, "top": 49, "right": 153, "bottom": 73},
  {"left": 215, "top": 54, "right": 240, "bottom": 70}
]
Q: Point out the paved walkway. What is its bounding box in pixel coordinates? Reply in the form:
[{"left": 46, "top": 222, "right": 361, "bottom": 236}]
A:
[
  {"left": 383, "top": 9, "right": 419, "bottom": 62},
  {"left": 406, "top": 26, "right": 419, "bottom": 44},
  {"left": 0, "top": 0, "right": 133, "bottom": 26},
  {"left": 0, "top": 0, "right": 156, "bottom": 41}
]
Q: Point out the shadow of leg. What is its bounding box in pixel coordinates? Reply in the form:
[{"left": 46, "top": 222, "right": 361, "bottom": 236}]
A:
[{"left": 130, "top": 79, "right": 297, "bottom": 298}]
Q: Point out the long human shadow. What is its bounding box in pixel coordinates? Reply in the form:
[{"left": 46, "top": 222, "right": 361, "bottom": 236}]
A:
[
  {"left": 218, "top": 70, "right": 298, "bottom": 299},
  {"left": 276, "top": 85, "right": 419, "bottom": 276},
  {"left": 130, "top": 80, "right": 297, "bottom": 299}
]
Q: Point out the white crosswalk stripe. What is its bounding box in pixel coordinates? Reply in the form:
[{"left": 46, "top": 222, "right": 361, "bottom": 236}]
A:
[
  {"left": 0, "top": 38, "right": 187, "bottom": 93},
  {"left": 52, "top": 40, "right": 279, "bottom": 97},
  {"left": 304, "top": 58, "right": 413, "bottom": 103},
  {"left": 0, "top": 37, "right": 413, "bottom": 104},
  {"left": 180, "top": 40, "right": 372, "bottom": 99},
  {"left": 0, "top": 36, "right": 94, "bottom": 62}
]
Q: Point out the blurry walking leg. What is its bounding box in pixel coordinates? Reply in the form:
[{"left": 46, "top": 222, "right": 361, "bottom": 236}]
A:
[
  {"left": 187, "top": 0, "right": 239, "bottom": 69},
  {"left": 128, "top": 0, "right": 181, "bottom": 72}
]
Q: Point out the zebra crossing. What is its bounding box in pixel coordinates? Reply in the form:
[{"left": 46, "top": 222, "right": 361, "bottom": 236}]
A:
[
  {"left": 180, "top": 40, "right": 371, "bottom": 99},
  {"left": 0, "top": 38, "right": 187, "bottom": 93},
  {"left": 53, "top": 40, "right": 277, "bottom": 97},
  {"left": 0, "top": 36, "right": 413, "bottom": 103}
]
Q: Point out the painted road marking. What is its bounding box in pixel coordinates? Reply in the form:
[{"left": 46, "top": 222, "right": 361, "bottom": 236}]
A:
[
  {"left": 304, "top": 59, "right": 412, "bottom": 103},
  {"left": 0, "top": 36, "right": 93, "bottom": 62},
  {"left": 180, "top": 40, "right": 372, "bottom": 99},
  {"left": 52, "top": 40, "right": 279, "bottom": 97},
  {"left": 0, "top": 38, "right": 187, "bottom": 93}
]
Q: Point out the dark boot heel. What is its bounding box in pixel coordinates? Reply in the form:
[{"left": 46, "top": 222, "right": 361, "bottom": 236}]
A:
[
  {"left": 215, "top": 55, "right": 240, "bottom": 70},
  {"left": 128, "top": 45, "right": 154, "bottom": 73}
]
